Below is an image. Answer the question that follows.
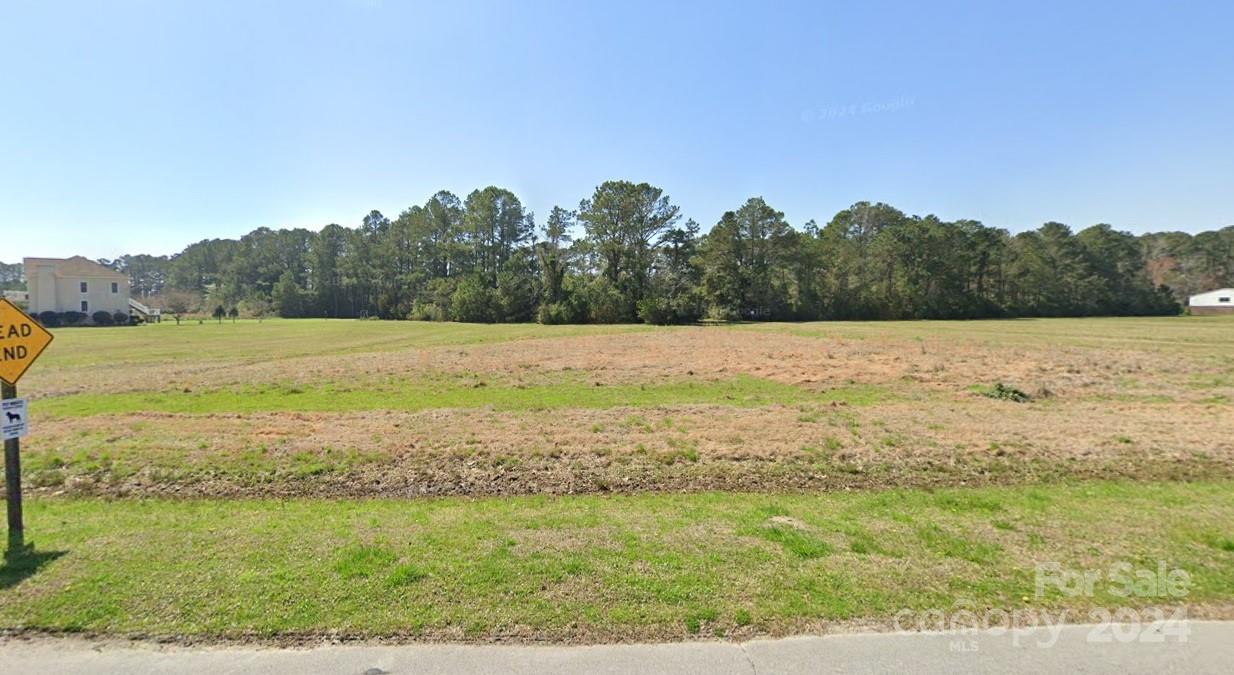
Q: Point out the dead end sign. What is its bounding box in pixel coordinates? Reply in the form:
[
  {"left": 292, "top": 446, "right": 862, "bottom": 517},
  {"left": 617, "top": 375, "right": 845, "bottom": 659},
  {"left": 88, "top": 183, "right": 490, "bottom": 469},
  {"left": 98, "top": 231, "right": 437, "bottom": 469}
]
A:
[
  {"left": 0, "top": 297, "right": 54, "bottom": 386},
  {"left": 1, "top": 398, "right": 26, "bottom": 440}
]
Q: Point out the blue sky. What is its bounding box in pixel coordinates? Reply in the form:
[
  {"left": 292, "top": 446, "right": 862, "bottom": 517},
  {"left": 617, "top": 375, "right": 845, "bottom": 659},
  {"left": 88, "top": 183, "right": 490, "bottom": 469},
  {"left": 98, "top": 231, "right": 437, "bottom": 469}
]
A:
[{"left": 3, "top": 0, "right": 1233, "bottom": 259}]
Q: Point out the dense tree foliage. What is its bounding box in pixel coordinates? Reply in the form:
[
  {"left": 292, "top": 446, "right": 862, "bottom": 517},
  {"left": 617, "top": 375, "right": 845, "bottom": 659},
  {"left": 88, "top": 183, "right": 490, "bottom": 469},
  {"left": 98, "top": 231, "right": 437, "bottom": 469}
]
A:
[
  {"left": 15, "top": 182, "right": 1231, "bottom": 323},
  {"left": 0, "top": 262, "right": 23, "bottom": 291}
]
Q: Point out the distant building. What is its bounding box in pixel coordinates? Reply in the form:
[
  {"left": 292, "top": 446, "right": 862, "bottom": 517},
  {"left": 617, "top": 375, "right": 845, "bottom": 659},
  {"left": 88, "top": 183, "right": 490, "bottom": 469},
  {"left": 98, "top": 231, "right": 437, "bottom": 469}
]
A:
[
  {"left": 24, "top": 256, "right": 131, "bottom": 319},
  {"left": 2, "top": 290, "right": 28, "bottom": 304},
  {"left": 1189, "top": 288, "right": 1234, "bottom": 315}
]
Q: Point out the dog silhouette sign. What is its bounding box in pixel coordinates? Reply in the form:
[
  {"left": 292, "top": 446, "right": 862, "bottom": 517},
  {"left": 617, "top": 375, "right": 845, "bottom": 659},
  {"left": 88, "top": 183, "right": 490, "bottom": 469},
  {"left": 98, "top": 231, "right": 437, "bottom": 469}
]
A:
[{"left": 1, "top": 398, "right": 26, "bottom": 441}]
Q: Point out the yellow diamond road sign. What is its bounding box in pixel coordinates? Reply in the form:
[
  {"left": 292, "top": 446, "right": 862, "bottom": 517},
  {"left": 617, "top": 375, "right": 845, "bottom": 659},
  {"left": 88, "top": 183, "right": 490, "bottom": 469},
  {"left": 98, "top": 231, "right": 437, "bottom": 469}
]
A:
[{"left": 0, "top": 298, "right": 54, "bottom": 386}]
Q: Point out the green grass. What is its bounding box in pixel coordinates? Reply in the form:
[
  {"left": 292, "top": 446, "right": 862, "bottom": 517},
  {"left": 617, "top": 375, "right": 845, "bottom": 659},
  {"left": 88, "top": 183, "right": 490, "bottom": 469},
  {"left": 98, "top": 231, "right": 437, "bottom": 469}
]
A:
[
  {"left": 37, "top": 375, "right": 891, "bottom": 417},
  {"left": 34, "top": 315, "right": 1234, "bottom": 376},
  {"left": 333, "top": 545, "right": 399, "bottom": 579},
  {"left": 750, "top": 522, "right": 833, "bottom": 559},
  {"left": 3, "top": 481, "right": 1232, "bottom": 640},
  {"left": 28, "top": 319, "right": 653, "bottom": 372}
]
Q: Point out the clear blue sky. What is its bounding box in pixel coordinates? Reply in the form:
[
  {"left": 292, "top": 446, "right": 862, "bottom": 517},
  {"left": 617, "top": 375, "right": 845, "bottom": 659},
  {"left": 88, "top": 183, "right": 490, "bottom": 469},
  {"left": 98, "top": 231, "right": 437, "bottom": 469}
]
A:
[{"left": 3, "top": 0, "right": 1233, "bottom": 260}]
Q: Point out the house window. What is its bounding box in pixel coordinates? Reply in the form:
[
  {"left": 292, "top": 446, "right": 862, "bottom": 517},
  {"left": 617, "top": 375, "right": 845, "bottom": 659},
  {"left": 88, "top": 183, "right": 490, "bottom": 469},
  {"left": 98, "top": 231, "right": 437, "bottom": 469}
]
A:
[
  {"left": 80, "top": 281, "right": 88, "bottom": 293},
  {"left": 81, "top": 300, "right": 89, "bottom": 312},
  {"left": 111, "top": 282, "right": 119, "bottom": 293}
]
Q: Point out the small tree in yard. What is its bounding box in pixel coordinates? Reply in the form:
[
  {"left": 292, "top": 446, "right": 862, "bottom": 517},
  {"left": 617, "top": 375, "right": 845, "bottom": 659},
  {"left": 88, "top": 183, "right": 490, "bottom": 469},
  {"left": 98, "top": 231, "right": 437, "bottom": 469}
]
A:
[
  {"left": 245, "top": 298, "right": 273, "bottom": 323},
  {"left": 228, "top": 307, "right": 239, "bottom": 323},
  {"left": 162, "top": 290, "right": 199, "bottom": 325},
  {"left": 212, "top": 304, "right": 225, "bottom": 324}
]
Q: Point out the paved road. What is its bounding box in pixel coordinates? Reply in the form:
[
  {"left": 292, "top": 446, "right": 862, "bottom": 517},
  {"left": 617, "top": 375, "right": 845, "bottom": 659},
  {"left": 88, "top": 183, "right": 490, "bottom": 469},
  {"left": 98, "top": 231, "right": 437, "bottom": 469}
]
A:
[{"left": 2, "top": 622, "right": 1229, "bottom": 674}]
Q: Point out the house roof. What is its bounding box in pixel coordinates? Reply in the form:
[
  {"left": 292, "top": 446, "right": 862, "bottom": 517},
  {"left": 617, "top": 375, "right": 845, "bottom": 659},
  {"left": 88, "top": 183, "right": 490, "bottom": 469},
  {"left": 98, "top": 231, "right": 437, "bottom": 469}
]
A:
[
  {"left": 23, "top": 256, "right": 128, "bottom": 280},
  {"left": 1189, "top": 288, "right": 1234, "bottom": 303}
]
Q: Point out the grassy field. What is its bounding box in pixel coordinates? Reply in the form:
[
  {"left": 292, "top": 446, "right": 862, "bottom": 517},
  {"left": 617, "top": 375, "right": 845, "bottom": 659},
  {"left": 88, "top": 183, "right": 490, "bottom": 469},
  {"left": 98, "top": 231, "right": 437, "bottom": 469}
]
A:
[
  {"left": 14, "top": 316, "right": 1233, "bottom": 497},
  {"left": 3, "top": 316, "right": 1234, "bottom": 641},
  {"left": 3, "top": 481, "right": 1233, "bottom": 641}
]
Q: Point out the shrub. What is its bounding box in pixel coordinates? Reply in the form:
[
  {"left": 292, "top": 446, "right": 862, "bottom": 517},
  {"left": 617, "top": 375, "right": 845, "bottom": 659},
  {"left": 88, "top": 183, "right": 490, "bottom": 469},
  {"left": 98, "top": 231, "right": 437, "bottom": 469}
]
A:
[
  {"left": 450, "top": 276, "right": 498, "bottom": 323},
  {"left": 537, "top": 301, "right": 581, "bottom": 325},
  {"left": 407, "top": 278, "right": 456, "bottom": 321},
  {"left": 61, "top": 311, "right": 86, "bottom": 325},
  {"left": 409, "top": 301, "right": 449, "bottom": 322},
  {"left": 638, "top": 295, "right": 702, "bottom": 325},
  {"left": 583, "top": 277, "right": 629, "bottom": 324},
  {"left": 637, "top": 297, "right": 674, "bottom": 325},
  {"left": 92, "top": 310, "right": 114, "bottom": 325},
  {"left": 113, "top": 311, "right": 131, "bottom": 325},
  {"left": 705, "top": 304, "right": 742, "bottom": 322},
  {"left": 36, "top": 311, "right": 61, "bottom": 327},
  {"left": 981, "top": 383, "right": 1032, "bottom": 403}
]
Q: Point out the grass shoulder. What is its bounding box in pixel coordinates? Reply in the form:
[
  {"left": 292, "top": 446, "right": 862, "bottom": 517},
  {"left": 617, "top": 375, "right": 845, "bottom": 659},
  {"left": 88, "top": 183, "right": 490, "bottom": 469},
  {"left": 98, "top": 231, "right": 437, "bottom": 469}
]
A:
[{"left": 2, "top": 480, "right": 1231, "bottom": 642}]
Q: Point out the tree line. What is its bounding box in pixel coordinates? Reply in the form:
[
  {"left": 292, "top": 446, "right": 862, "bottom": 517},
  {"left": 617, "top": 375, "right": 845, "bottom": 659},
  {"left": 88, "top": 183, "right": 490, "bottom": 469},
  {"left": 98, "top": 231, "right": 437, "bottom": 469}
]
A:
[{"left": 63, "top": 181, "right": 1234, "bottom": 323}]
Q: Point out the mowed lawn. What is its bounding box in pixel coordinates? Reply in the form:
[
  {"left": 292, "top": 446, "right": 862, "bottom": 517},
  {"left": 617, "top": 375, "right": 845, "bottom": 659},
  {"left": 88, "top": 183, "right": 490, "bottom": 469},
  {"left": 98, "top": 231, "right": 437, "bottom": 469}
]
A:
[
  {"left": 3, "top": 482, "right": 1234, "bottom": 641},
  {"left": 30, "top": 318, "right": 655, "bottom": 371},
  {"left": 3, "top": 316, "right": 1233, "bottom": 641}
]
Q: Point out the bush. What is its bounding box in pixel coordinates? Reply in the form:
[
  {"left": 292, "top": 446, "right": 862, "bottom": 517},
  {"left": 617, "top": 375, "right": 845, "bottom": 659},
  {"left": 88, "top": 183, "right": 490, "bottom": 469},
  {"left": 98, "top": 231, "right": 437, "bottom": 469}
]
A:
[
  {"left": 450, "top": 276, "right": 498, "bottom": 323},
  {"left": 582, "top": 277, "right": 629, "bottom": 324},
  {"left": 61, "top": 311, "right": 86, "bottom": 325},
  {"left": 537, "top": 301, "right": 577, "bottom": 325},
  {"left": 537, "top": 277, "right": 591, "bottom": 325},
  {"left": 409, "top": 301, "right": 449, "bottom": 322},
  {"left": 637, "top": 297, "right": 674, "bottom": 325},
  {"left": 408, "top": 278, "right": 456, "bottom": 321},
  {"left": 36, "top": 311, "right": 61, "bottom": 327},
  {"left": 981, "top": 383, "right": 1032, "bottom": 403},
  {"left": 113, "top": 311, "right": 131, "bottom": 325},
  {"left": 91, "top": 310, "right": 114, "bottom": 325},
  {"left": 638, "top": 295, "right": 702, "bottom": 325}
]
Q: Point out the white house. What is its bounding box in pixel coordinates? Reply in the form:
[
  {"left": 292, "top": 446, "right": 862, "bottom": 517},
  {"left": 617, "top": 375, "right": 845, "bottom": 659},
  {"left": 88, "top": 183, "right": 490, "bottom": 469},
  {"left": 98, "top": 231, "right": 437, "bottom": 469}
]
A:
[
  {"left": 24, "top": 256, "right": 131, "bottom": 320},
  {"left": 1189, "top": 288, "right": 1234, "bottom": 315}
]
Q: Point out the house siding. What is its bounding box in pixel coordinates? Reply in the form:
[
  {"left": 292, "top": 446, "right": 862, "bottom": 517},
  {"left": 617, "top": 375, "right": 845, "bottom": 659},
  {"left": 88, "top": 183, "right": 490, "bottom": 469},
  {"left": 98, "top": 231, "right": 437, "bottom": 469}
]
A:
[
  {"left": 1187, "top": 288, "right": 1234, "bottom": 315},
  {"left": 1190, "top": 306, "right": 1234, "bottom": 316},
  {"left": 23, "top": 257, "right": 131, "bottom": 320}
]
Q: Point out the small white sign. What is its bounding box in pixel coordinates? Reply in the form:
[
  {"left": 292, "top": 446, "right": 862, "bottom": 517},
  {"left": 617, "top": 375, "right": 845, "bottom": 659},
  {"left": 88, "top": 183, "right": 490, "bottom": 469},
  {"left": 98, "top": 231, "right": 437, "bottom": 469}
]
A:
[{"left": 2, "top": 398, "right": 27, "bottom": 440}]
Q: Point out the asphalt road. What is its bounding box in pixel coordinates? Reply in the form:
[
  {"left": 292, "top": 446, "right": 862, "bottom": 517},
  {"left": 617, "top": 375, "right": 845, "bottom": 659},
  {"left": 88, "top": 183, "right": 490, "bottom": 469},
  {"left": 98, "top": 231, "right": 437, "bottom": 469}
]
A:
[{"left": 2, "top": 621, "right": 1229, "bottom": 674}]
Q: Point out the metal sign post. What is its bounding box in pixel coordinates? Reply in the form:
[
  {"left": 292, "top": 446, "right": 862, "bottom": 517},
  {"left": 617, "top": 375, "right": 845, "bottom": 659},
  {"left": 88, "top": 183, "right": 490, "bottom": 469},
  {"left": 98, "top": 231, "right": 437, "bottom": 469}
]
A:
[
  {"left": 0, "top": 297, "right": 55, "bottom": 550},
  {"left": 2, "top": 381, "right": 21, "bottom": 549}
]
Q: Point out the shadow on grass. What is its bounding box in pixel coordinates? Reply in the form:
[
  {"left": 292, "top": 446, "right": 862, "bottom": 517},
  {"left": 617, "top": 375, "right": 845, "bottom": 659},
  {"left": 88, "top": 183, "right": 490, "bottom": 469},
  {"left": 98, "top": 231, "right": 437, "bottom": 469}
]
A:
[{"left": 1, "top": 541, "right": 67, "bottom": 590}]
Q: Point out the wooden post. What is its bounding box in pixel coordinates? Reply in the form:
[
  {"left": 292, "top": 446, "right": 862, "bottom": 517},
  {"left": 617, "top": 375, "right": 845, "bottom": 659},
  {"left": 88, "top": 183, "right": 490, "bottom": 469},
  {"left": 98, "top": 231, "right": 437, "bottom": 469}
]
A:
[{"left": 2, "top": 380, "right": 21, "bottom": 550}]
